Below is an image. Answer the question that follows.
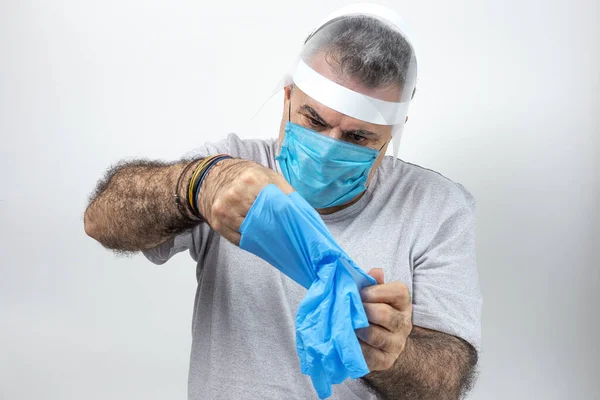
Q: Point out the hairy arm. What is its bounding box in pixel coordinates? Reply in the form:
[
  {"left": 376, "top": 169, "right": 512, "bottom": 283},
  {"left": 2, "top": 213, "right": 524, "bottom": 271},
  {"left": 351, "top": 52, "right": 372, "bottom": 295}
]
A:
[
  {"left": 84, "top": 156, "right": 284, "bottom": 251},
  {"left": 84, "top": 159, "right": 204, "bottom": 252},
  {"left": 362, "top": 326, "right": 478, "bottom": 400}
]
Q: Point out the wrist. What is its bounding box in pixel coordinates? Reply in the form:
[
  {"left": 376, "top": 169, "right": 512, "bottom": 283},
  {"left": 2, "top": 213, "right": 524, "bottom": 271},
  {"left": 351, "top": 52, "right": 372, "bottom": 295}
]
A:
[
  {"left": 175, "top": 159, "right": 205, "bottom": 222},
  {"left": 190, "top": 155, "right": 235, "bottom": 219}
]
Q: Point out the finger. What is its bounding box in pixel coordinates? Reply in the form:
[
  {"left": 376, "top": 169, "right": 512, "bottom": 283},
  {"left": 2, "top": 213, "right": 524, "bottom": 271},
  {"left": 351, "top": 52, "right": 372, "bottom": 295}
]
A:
[
  {"left": 217, "top": 223, "right": 242, "bottom": 246},
  {"left": 216, "top": 200, "right": 250, "bottom": 231},
  {"left": 222, "top": 180, "right": 260, "bottom": 218},
  {"left": 220, "top": 213, "right": 247, "bottom": 236},
  {"left": 361, "top": 281, "right": 411, "bottom": 311},
  {"left": 358, "top": 339, "right": 395, "bottom": 372},
  {"left": 211, "top": 208, "right": 246, "bottom": 235},
  {"left": 210, "top": 192, "right": 254, "bottom": 232},
  {"left": 271, "top": 172, "right": 295, "bottom": 195},
  {"left": 356, "top": 324, "right": 401, "bottom": 353},
  {"left": 363, "top": 303, "right": 409, "bottom": 333},
  {"left": 367, "top": 268, "right": 385, "bottom": 284},
  {"left": 207, "top": 206, "right": 243, "bottom": 246}
]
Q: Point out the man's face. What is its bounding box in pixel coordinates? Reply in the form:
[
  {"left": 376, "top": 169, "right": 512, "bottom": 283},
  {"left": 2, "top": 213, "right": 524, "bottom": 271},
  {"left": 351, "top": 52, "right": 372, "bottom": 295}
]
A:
[{"left": 277, "top": 54, "right": 401, "bottom": 213}]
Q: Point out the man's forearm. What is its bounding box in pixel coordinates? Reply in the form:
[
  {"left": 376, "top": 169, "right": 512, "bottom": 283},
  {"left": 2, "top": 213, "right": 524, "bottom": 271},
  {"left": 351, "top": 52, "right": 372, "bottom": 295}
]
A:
[
  {"left": 362, "top": 327, "right": 478, "bottom": 400},
  {"left": 84, "top": 159, "right": 203, "bottom": 252}
]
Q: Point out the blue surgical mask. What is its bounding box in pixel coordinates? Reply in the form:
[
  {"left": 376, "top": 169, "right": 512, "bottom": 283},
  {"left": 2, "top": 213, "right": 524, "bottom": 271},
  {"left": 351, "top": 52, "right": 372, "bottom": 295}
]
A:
[{"left": 276, "top": 121, "right": 381, "bottom": 209}]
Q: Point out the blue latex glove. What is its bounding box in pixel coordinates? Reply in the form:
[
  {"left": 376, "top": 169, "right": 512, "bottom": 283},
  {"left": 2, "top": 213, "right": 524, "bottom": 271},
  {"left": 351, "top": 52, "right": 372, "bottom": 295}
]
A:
[{"left": 240, "top": 184, "right": 376, "bottom": 399}]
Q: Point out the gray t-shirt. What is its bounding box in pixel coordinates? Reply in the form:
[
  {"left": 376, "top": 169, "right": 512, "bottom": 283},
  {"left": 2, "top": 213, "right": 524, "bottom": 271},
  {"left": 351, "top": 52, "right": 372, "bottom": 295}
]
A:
[{"left": 143, "top": 133, "right": 482, "bottom": 400}]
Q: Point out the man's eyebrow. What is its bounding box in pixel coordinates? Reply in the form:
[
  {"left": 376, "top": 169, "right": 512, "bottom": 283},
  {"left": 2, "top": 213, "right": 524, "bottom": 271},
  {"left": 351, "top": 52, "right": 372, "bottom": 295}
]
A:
[
  {"left": 299, "top": 105, "right": 379, "bottom": 138},
  {"left": 300, "top": 105, "right": 330, "bottom": 127},
  {"left": 344, "top": 128, "right": 379, "bottom": 138}
]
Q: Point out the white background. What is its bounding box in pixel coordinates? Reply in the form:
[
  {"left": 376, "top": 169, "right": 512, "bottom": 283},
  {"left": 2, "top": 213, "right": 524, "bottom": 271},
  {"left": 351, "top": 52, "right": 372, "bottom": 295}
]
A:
[{"left": 1, "top": 0, "right": 598, "bottom": 399}]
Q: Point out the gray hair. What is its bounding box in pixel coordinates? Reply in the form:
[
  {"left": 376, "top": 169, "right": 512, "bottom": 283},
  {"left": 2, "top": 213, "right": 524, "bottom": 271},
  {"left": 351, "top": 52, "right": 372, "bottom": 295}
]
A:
[{"left": 303, "top": 16, "right": 414, "bottom": 93}]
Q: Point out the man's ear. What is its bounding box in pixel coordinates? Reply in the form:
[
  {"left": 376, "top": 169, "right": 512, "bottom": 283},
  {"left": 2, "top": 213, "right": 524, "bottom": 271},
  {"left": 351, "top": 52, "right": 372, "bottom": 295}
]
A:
[
  {"left": 283, "top": 85, "right": 293, "bottom": 121},
  {"left": 284, "top": 85, "right": 293, "bottom": 102}
]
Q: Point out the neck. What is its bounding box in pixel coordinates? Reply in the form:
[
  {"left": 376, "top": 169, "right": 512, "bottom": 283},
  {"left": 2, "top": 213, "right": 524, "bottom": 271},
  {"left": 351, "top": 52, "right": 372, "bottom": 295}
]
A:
[{"left": 316, "top": 191, "right": 365, "bottom": 215}]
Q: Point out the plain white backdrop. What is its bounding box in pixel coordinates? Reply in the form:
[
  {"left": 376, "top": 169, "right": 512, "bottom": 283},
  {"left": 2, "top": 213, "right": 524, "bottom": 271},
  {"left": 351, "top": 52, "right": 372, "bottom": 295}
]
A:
[{"left": 1, "top": 0, "right": 598, "bottom": 399}]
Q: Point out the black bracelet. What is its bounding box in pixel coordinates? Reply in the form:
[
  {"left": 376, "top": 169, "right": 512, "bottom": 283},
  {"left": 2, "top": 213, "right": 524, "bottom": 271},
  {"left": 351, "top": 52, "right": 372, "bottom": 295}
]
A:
[{"left": 192, "top": 155, "right": 233, "bottom": 216}]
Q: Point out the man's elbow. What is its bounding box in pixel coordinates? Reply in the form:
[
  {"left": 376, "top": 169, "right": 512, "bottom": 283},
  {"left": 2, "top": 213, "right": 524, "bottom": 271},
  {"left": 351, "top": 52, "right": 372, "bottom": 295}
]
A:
[
  {"left": 458, "top": 343, "right": 479, "bottom": 398},
  {"left": 84, "top": 206, "right": 133, "bottom": 251},
  {"left": 84, "top": 208, "right": 102, "bottom": 242}
]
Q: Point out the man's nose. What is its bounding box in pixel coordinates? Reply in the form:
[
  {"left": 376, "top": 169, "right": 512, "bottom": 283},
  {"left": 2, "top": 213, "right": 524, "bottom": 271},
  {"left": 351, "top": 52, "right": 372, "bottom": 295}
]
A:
[{"left": 323, "top": 127, "right": 344, "bottom": 141}]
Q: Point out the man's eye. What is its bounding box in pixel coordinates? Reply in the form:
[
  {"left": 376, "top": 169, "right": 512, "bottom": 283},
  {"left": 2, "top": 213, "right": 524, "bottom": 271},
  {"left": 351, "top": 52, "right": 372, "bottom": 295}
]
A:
[
  {"left": 307, "top": 117, "right": 324, "bottom": 128},
  {"left": 348, "top": 133, "right": 366, "bottom": 143}
]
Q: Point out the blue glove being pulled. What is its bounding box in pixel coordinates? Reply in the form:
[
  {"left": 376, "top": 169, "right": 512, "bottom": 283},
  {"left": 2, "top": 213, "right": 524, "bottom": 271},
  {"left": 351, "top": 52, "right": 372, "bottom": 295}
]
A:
[{"left": 239, "top": 184, "right": 376, "bottom": 399}]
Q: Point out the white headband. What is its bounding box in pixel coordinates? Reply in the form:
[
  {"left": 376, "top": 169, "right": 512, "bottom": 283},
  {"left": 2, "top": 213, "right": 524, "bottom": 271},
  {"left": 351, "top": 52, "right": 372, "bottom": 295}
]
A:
[{"left": 292, "top": 59, "right": 409, "bottom": 125}]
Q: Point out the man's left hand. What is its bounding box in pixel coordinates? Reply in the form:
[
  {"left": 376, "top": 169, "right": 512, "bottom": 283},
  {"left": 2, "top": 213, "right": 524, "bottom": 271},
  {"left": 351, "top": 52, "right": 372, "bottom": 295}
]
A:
[{"left": 357, "top": 268, "right": 413, "bottom": 371}]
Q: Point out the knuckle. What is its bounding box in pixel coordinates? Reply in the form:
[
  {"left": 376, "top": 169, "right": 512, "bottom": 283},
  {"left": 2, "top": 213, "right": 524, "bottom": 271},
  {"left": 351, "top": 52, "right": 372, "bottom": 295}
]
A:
[
  {"left": 383, "top": 356, "right": 395, "bottom": 370},
  {"left": 223, "top": 187, "right": 237, "bottom": 202},
  {"left": 211, "top": 199, "right": 227, "bottom": 218},
  {"left": 375, "top": 351, "right": 387, "bottom": 370},
  {"left": 405, "top": 317, "right": 413, "bottom": 334},
  {"left": 397, "top": 340, "right": 406, "bottom": 355},
  {"left": 379, "top": 306, "right": 394, "bottom": 327},
  {"left": 393, "top": 282, "right": 410, "bottom": 302},
  {"left": 211, "top": 219, "right": 222, "bottom": 232},
  {"left": 370, "top": 304, "right": 383, "bottom": 321},
  {"left": 390, "top": 311, "right": 402, "bottom": 332},
  {"left": 395, "top": 280, "right": 408, "bottom": 293},
  {"left": 400, "top": 284, "right": 410, "bottom": 299},
  {"left": 372, "top": 331, "right": 387, "bottom": 349},
  {"left": 240, "top": 170, "right": 257, "bottom": 185}
]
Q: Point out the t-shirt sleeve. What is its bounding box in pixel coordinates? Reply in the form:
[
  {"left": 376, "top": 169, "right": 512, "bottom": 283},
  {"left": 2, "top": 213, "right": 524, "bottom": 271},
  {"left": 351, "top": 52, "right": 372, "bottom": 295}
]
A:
[
  {"left": 411, "top": 194, "right": 483, "bottom": 350},
  {"left": 142, "top": 226, "right": 207, "bottom": 265}
]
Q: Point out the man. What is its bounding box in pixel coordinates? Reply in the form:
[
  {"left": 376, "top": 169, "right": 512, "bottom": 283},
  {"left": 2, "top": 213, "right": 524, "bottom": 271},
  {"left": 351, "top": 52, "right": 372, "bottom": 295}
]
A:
[{"left": 84, "top": 4, "right": 481, "bottom": 399}]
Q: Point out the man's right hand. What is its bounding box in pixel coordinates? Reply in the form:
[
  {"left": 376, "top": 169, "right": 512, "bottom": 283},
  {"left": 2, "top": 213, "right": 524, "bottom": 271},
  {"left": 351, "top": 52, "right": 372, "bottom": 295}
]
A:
[{"left": 197, "top": 158, "right": 294, "bottom": 245}]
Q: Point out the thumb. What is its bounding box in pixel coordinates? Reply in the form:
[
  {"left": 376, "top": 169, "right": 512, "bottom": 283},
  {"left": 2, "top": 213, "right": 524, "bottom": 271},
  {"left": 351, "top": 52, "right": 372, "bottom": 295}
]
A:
[{"left": 367, "top": 268, "right": 385, "bottom": 285}]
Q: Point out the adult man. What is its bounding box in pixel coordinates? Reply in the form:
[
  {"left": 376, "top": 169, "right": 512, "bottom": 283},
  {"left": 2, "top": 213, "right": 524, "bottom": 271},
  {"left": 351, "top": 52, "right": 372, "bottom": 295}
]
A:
[{"left": 85, "top": 4, "right": 481, "bottom": 399}]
